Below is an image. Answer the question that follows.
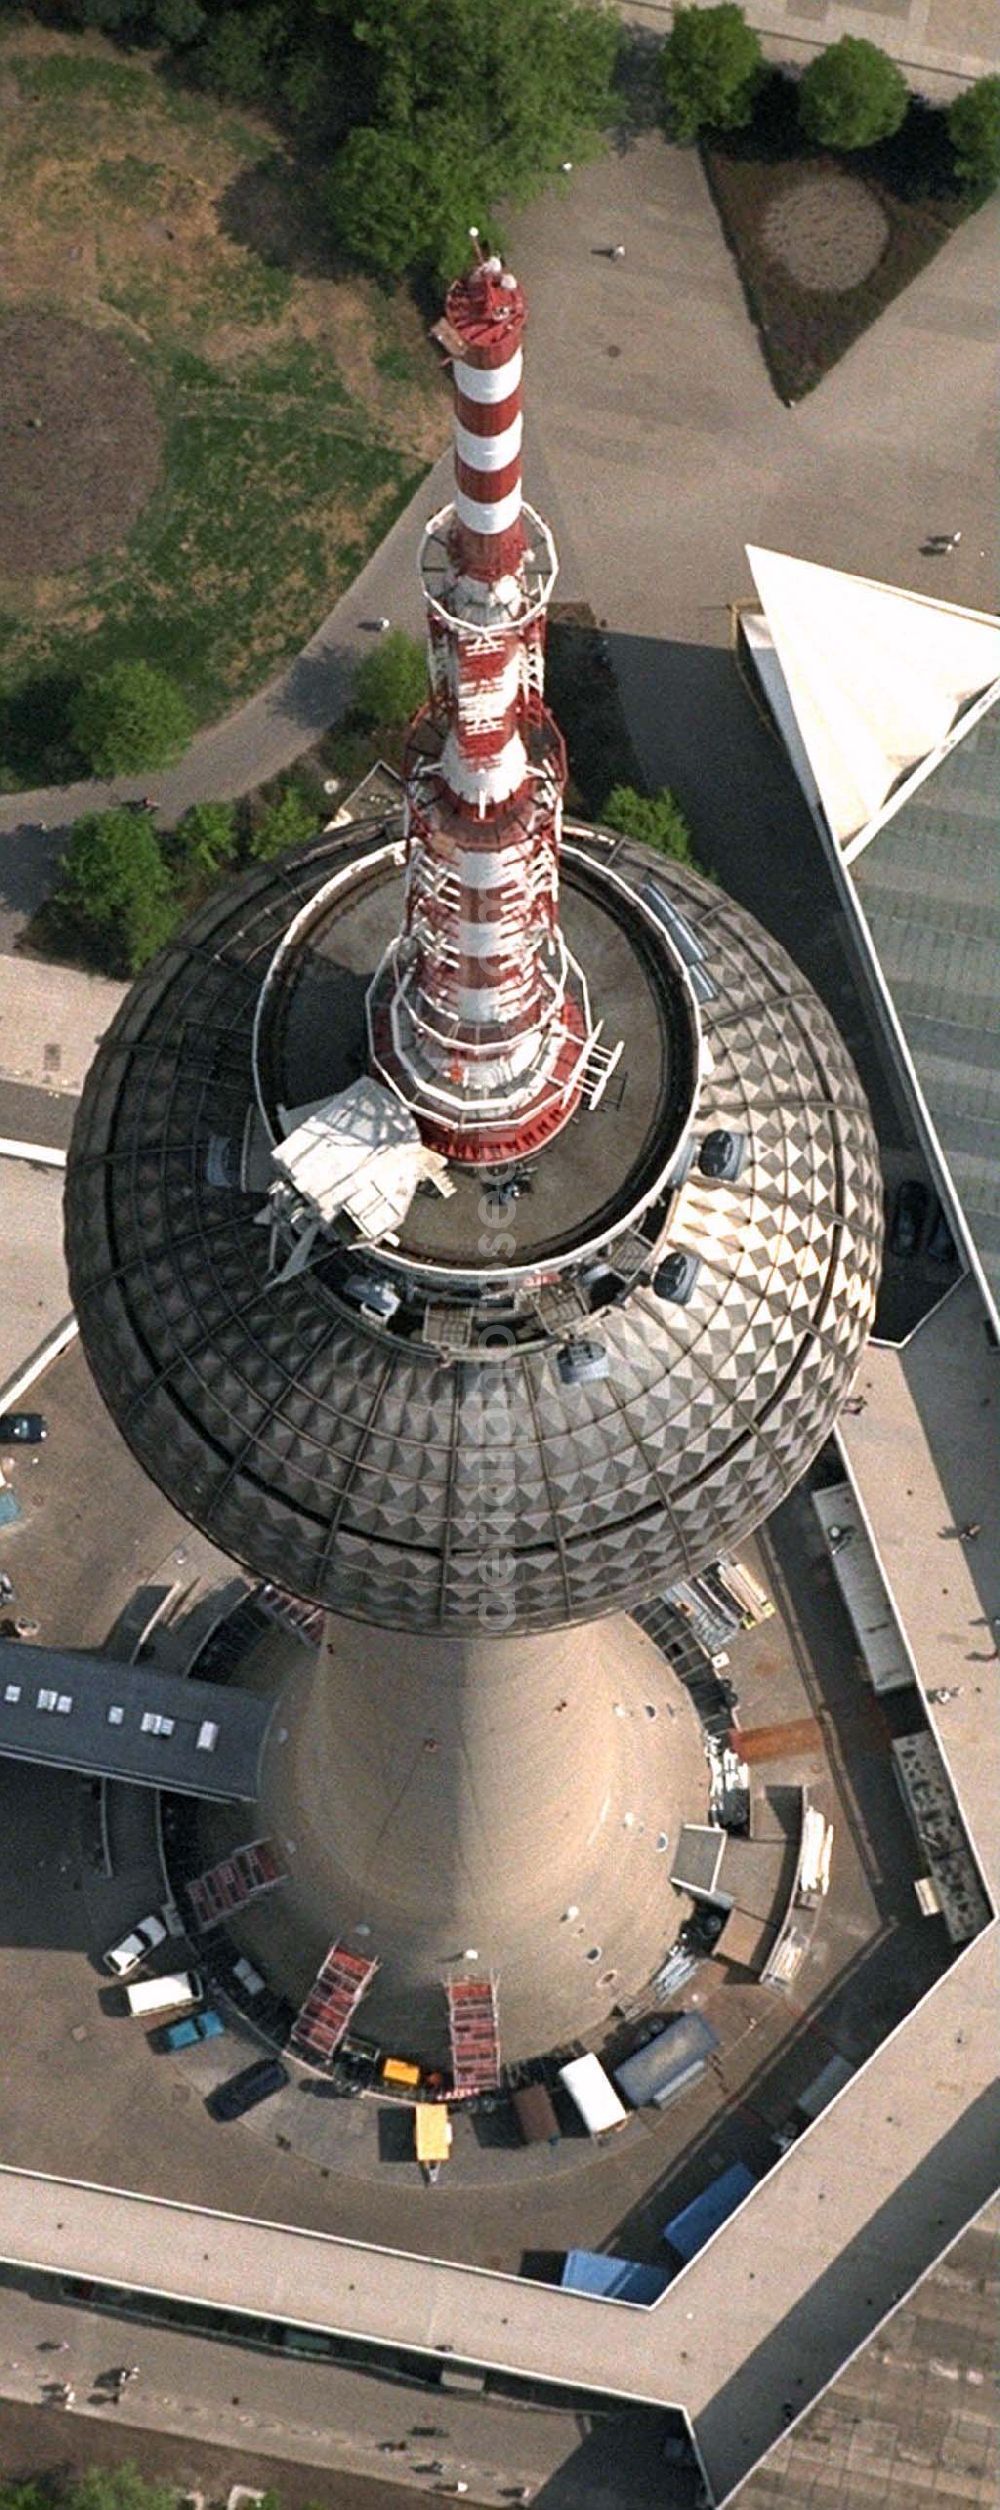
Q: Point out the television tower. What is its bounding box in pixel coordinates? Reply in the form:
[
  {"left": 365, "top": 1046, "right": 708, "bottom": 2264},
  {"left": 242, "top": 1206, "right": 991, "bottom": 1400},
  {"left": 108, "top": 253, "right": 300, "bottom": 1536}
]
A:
[
  {"left": 66, "top": 252, "right": 882, "bottom": 2068},
  {"left": 368, "top": 245, "right": 601, "bottom": 1162}
]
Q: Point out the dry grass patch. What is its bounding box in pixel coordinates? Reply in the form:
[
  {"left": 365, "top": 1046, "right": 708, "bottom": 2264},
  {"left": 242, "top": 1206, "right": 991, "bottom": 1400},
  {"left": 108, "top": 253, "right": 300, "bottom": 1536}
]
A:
[{"left": 0, "top": 27, "right": 447, "bottom": 785}]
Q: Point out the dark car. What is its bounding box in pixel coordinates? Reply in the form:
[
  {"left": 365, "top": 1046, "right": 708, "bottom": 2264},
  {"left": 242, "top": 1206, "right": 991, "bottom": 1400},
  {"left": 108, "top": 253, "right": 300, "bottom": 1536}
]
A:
[
  {"left": 889, "top": 1180, "right": 928, "bottom": 1258},
  {"left": 207, "top": 2056, "right": 288, "bottom": 2121},
  {"left": 0, "top": 1412, "right": 47, "bottom": 1444}
]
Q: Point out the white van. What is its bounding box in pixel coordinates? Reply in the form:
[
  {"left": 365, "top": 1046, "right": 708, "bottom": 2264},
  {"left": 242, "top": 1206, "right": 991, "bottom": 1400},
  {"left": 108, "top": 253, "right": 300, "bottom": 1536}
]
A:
[
  {"left": 125, "top": 1971, "right": 203, "bottom": 2019},
  {"left": 558, "top": 2053, "right": 628, "bottom": 2135}
]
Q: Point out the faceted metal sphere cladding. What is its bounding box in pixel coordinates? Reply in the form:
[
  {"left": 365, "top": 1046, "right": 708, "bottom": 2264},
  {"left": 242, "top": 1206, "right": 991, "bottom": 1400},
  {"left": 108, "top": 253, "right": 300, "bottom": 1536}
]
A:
[{"left": 65, "top": 818, "right": 883, "bottom": 1634}]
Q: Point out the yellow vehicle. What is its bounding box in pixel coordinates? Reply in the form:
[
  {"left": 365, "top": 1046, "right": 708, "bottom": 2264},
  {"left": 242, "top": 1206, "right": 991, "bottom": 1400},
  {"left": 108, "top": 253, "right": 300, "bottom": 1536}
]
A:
[
  {"left": 382, "top": 2055, "right": 421, "bottom": 2089},
  {"left": 415, "top": 2103, "right": 453, "bottom": 2181}
]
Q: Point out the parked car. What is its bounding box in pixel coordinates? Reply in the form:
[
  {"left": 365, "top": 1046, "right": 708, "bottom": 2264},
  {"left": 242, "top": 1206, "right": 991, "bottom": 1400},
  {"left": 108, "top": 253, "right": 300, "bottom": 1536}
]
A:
[
  {"left": 0, "top": 1412, "right": 47, "bottom": 1444},
  {"left": 158, "top": 2008, "right": 225, "bottom": 2052},
  {"left": 103, "top": 1913, "right": 168, "bottom": 1978},
  {"left": 207, "top": 2056, "right": 289, "bottom": 2122},
  {"left": 889, "top": 1178, "right": 928, "bottom": 1258}
]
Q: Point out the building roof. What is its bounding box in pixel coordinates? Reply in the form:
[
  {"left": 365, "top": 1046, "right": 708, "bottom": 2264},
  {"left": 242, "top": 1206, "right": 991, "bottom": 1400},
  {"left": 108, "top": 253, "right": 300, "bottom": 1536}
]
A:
[
  {"left": 850, "top": 698, "right": 1000, "bottom": 1308},
  {"left": 744, "top": 547, "right": 1000, "bottom": 853},
  {"left": 742, "top": 551, "right": 1000, "bottom": 1318},
  {"left": 0, "top": 1636, "right": 268, "bottom": 1800}
]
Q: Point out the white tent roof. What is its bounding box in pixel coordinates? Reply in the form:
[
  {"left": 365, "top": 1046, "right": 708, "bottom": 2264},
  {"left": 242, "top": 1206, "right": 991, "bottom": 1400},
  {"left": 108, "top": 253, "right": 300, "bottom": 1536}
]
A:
[{"left": 745, "top": 548, "right": 1000, "bottom": 851}]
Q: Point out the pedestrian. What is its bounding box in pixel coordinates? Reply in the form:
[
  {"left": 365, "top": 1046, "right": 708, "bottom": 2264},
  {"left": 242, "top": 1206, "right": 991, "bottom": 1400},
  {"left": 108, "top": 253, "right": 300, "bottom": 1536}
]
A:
[
  {"left": 0, "top": 1573, "right": 13, "bottom": 1601},
  {"left": 959, "top": 1523, "right": 981, "bottom": 1542},
  {"left": 842, "top": 1396, "right": 866, "bottom": 1415},
  {"left": 610, "top": 244, "right": 625, "bottom": 261}
]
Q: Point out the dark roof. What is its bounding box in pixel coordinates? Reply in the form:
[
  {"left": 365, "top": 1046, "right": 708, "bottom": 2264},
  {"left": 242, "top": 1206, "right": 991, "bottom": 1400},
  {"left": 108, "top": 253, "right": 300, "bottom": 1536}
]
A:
[
  {"left": 66, "top": 819, "right": 882, "bottom": 1636},
  {"left": 0, "top": 1638, "right": 268, "bottom": 1799}
]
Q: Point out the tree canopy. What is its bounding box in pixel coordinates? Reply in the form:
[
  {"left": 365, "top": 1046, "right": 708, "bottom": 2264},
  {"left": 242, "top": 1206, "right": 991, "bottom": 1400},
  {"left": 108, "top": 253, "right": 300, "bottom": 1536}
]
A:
[
  {"left": 798, "top": 36, "right": 908, "bottom": 151},
  {"left": 602, "top": 783, "right": 694, "bottom": 863},
  {"left": 351, "top": 629, "right": 427, "bottom": 726},
  {"left": 59, "top": 807, "right": 177, "bottom": 971},
  {"left": 947, "top": 75, "right": 1000, "bottom": 193},
  {"left": 325, "top": 0, "right": 619, "bottom": 279},
  {"left": 659, "top": 3, "right": 763, "bottom": 144},
  {"left": 71, "top": 660, "right": 193, "bottom": 776}
]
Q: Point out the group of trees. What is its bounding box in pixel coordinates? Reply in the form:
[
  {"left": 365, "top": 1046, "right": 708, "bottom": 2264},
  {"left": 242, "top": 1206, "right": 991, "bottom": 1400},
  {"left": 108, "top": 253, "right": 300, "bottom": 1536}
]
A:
[
  {"left": 57, "top": 778, "right": 327, "bottom": 971},
  {"left": 48, "top": 0, "right": 621, "bottom": 281},
  {"left": 661, "top": 4, "right": 1000, "bottom": 186},
  {"left": 51, "top": 633, "right": 436, "bottom": 973}
]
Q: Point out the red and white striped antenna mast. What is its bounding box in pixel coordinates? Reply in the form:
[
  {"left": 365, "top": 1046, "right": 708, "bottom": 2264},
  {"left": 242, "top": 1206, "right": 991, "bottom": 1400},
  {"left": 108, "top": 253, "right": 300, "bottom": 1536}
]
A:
[{"left": 367, "top": 240, "right": 607, "bottom": 1166}]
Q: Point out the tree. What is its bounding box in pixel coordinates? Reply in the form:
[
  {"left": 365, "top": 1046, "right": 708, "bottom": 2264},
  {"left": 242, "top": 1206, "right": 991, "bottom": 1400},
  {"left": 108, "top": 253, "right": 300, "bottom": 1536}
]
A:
[
  {"left": 175, "top": 800, "right": 238, "bottom": 876},
  {"left": 325, "top": 0, "right": 618, "bottom": 279},
  {"left": 71, "top": 660, "right": 192, "bottom": 776},
  {"left": 153, "top": 0, "right": 207, "bottom": 46},
  {"left": 351, "top": 630, "right": 426, "bottom": 726},
  {"left": 249, "top": 784, "right": 319, "bottom": 860},
  {"left": 659, "top": 4, "right": 763, "bottom": 143},
  {"left": 948, "top": 75, "right": 1000, "bottom": 193},
  {"left": 325, "top": 114, "right": 495, "bottom": 284},
  {"left": 195, "top": 8, "right": 283, "bottom": 103},
  {"left": 798, "top": 37, "right": 908, "bottom": 151},
  {"left": 602, "top": 783, "right": 694, "bottom": 864},
  {"left": 59, "top": 808, "right": 177, "bottom": 972}
]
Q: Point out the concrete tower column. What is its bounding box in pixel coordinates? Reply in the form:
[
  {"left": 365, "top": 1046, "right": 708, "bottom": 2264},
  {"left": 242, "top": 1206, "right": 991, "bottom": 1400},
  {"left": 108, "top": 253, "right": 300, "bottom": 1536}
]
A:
[{"left": 248, "top": 1611, "right": 706, "bottom": 2062}]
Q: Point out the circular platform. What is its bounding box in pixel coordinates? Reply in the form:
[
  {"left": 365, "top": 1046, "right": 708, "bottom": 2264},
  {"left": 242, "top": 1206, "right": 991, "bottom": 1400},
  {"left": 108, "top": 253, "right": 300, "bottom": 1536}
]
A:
[{"left": 66, "top": 818, "right": 883, "bottom": 1634}]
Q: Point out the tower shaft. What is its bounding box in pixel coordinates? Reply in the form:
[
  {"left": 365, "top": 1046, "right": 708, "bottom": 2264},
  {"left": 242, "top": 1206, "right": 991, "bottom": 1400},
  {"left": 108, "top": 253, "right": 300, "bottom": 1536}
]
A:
[{"left": 367, "top": 254, "right": 599, "bottom": 1165}]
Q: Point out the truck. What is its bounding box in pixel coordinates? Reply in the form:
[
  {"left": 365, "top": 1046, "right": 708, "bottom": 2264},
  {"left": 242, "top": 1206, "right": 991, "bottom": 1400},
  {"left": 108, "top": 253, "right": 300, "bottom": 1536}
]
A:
[
  {"left": 560, "top": 2251, "right": 670, "bottom": 2305},
  {"left": 613, "top": 2011, "right": 718, "bottom": 2111},
  {"left": 558, "top": 2053, "right": 628, "bottom": 2135},
  {"left": 125, "top": 1971, "right": 203, "bottom": 2019},
  {"left": 663, "top": 2160, "right": 757, "bottom": 2264},
  {"left": 512, "top": 2082, "right": 560, "bottom": 2146}
]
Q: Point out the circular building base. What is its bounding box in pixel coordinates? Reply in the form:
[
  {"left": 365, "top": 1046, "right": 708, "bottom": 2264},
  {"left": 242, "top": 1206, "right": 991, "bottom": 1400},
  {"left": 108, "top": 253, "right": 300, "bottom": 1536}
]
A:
[{"left": 183, "top": 1611, "right": 706, "bottom": 2065}]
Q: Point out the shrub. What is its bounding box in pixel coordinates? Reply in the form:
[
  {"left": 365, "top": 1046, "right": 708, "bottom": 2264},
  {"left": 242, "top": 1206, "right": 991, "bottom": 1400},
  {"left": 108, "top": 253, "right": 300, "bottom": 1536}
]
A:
[
  {"left": 947, "top": 75, "right": 1000, "bottom": 193},
  {"left": 659, "top": 3, "right": 763, "bottom": 143},
  {"left": 249, "top": 785, "right": 319, "bottom": 861},
  {"left": 71, "top": 661, "right": 193, "bottom": 776},
  {"left": 175, "top": 800, "right": 238, "bottom": 876},
  {"left": 602, "top": 783, "right": 694, "bottom": 863},
  {"left": 59, "top": 807, "right": 177, "bottom": 972},
  {"left": 351, "top": 630, "right": 427, "bottom": 726},
  {"left": 798, "top": 37, "right": 908, "bottom": 152}
]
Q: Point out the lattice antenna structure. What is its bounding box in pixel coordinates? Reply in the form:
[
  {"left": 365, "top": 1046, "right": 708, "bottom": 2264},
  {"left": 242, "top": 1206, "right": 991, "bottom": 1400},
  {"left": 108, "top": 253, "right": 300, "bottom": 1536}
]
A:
[{"left": 367, "top": 248, "right": 609, "bottom": 1165}]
